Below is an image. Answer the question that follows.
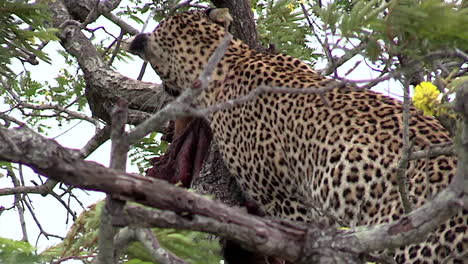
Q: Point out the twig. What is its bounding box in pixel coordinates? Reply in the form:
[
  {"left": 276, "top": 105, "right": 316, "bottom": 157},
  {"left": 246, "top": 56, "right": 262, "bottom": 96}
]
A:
[
  {"left": 141, "top": 7, "right": 157, "bottom": 33},
  {"left": 168, "top": 0, "right": 193, "bottom": 16},
  {"left": 51, "top": 255, "right": 96, "bottom": 264},
  {"left": 358, "top": 71, "right": 400, "bottom": 90},
  {"left": 49, "top": 191, "right": 78, "bottom": 221},
  {"left": 396, "top": 79, "right": 413, "bottom": 213},
  {"left": 7, "top": 168, "right": 29, "bottom": 241},
  {"left": 104, "top": 12, "right": 140, "bottom": 35},
  {"left": 51, "top": 120, "right": 84, "bottom": 139},
  {"left": 22, "top": 194, "right": 64, "bottom": 241},
  {"left": 107, "top": 30, "right": 125, "bottom": 66},
  {"left": 300, "top": 3, "right": 334, "bottom": 74},
  {"left": 5, "top": 39, "right": 39, "bottom": 65},
  {"left": 321, "top": 40, "right": 369, "bottom": 76},
  {"left": 135, "top": 228, "right": 188, "bottom": 264},
  {"left": 20, "top": 102, "right": 99, "bottom": 126},
  {"left": 60, "top": 186, "right": 87, "bottom": 211},
  {"left": 191, "top": 71, "right": 402, "bottom": 117},
  {"left": 0, "top": 112, "right": 26, "bottom": 127},
  {"left": 344, "top": 60, "right": 362, "bottom": 77},
  {"left": 79, "top": 125, "right": 111, "bottom": 158},
  {"left": 453, "top": 66, "right": 468, "bottom": 78},
  {"left": 135, "top": 8, "right": 158, "bottom": 80},
  {"left": 137, "top": 61, "right": 148, "bottom": 81},
  {"left": 86, "top": 26, "right": 120, "bottom": 41},
  {"left": 1, "top": 77, "right": 101, "bottom": 126},
  {"left": 454, "top": 48, "right": 468, "bottom": 61},
  {"left": 194, "top": 81, "right": 346, "bottom": 116},
  {"left": 408, "top": 143, "right": 454, "bottom": 160},
  {"left": 0, "top": 178, "right": 57, "bottom": 196},
  {"left": 113, "top": 227, "right": 187, "bottom": 264},
  {"left": 60, "top": 0, "right": 122, "bottom": 30}
]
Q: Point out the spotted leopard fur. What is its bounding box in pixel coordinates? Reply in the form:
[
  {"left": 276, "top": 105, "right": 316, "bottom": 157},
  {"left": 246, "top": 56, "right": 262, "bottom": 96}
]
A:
[{"left": 126, "top": 9, "right": 467, "bottom": 264}]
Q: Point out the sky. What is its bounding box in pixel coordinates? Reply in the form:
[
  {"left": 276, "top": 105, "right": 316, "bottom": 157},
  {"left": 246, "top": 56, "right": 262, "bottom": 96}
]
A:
[
  {"left": 0, "top": 2, "right": 403, "bottom": 263},
  {"left": 0, "top": 10, "right": 158, "bottom": 258}
]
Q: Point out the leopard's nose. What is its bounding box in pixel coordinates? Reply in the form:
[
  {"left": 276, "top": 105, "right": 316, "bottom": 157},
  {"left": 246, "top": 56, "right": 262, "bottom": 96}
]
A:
[{"left": 122, "top": 33, "right": 148, "bottom": 58}]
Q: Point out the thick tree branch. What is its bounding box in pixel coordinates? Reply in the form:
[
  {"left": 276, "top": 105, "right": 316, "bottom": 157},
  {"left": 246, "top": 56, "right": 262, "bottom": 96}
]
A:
[
  {"left": 49, "top": 0, "right": 172, "bottom": 126},
  {"left": 0, "top": 126, "right": 465, "bottom": 263}
]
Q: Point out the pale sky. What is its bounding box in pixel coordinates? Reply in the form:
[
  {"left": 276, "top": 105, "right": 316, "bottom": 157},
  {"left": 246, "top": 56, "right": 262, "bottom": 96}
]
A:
[{"left": 0, "top": 11, "right": 158, "bottom": 257}]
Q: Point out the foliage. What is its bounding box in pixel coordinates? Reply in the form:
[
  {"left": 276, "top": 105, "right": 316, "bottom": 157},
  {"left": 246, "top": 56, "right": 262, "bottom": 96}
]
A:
[
  {"left": 129, "top": 132, "right": 169, "bottom": 174},
  {"left": 313, "top": 0, "right": 467, "bottom": 119},
  {"left": 254, "top": 0, "right": 319, "bottom": 62},
  {"left": 126, "top": 228, "right": 222, "bottom": 264},
  {"left": 0, "top": 237, "right": 45, "bottom": 264},
  {"left": 0, "top": 0, "right": 86, "bottom": 135},
  {"left": 316, "top": 0, "right": 468, "bottom": 63},
  {"left": 42, "top": 201, "right": 222, "bottom": 264},
  {"left": 41, "top": 202, "right": 102, "bottom": 263},
  {"left": 117, "top": 0, "right": 209, "bottom": 26},
  {"left": 0, "top": 0, "right": 58, "bottom": 78},
  {"left": 1, "top": 69, "right": 87, "bottom": 132}
]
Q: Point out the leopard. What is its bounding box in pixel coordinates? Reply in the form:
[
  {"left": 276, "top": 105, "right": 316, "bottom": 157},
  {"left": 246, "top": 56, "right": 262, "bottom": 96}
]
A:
[{"left": 124, "top": 8, "right": 467, "bottom": 264}]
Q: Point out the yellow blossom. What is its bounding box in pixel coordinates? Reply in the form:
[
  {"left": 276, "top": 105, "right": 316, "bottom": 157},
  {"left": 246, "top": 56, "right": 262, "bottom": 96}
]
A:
[
  {"left": 286, "top": 3, "right": 295, "bottom": 12},
  {"left": 413, "top": 82, "right": 441, "bottom": 116}
]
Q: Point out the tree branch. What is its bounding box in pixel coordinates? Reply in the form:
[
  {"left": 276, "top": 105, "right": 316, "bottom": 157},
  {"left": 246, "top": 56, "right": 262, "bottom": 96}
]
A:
[
  {"left": 104, "top": 12, "right": 140, "bottom": 35},
  {"left": 0, "top": 178, "right": 57, "bottom": 196},
  {"left": 94, "top": 99, "right": 129, "bottom": 264},
  {"left": 7, "top": 168, "right": 29, "bottom": 241},
  {"left": 0, "top": 126, "right": 465, "bottom": 263},
  {"left": 135, "top": 228, "right": 188, "bottom": 264},
  {"left": 79, "top": 126, "right": 111, "bottom": 158},
  {"left": 49, "top": 0, "right": 172, "bottom": 126},
  {"left": 396, "top": 79, "right": 413, "bottom": 213},
  {"left": 408, "top": 143, "right": 454, "bottom": 160}
]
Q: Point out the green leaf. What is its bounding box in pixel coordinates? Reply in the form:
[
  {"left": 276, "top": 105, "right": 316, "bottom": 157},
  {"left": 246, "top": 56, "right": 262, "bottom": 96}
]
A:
[
  {"left": 255, "top": 0, "right": 319, "bottom": 62},
  {"left": 0, "top": 238, "right": 45, "bottom": 264},
  {"left": 365, "top": 38, "right": 381, "bottom": 62},
  {"left": 0, "top": 1, "right": 58, "bottom": 78}
]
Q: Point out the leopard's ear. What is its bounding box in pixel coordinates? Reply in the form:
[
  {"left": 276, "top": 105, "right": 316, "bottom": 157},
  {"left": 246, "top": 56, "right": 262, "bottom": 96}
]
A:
[{"left": 207, "top": 8, "right": 232, "bottom": 29}]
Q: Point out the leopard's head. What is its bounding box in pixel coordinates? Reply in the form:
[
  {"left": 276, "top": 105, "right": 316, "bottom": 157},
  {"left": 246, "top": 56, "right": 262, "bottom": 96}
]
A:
[{"left": 124, "top": 9, "right": 233, "bottom": 93}]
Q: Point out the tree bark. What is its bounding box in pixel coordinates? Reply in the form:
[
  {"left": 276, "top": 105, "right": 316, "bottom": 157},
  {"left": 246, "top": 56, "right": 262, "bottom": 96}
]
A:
[
  {"left": 50, "top": 0, "right": 172, "bottom": 126},
  {"left": 0, "top": 125, "right": 465, "bottom": 264},
  {"left": 211, "top": 0, "right": 266, "bottom": 52}
]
